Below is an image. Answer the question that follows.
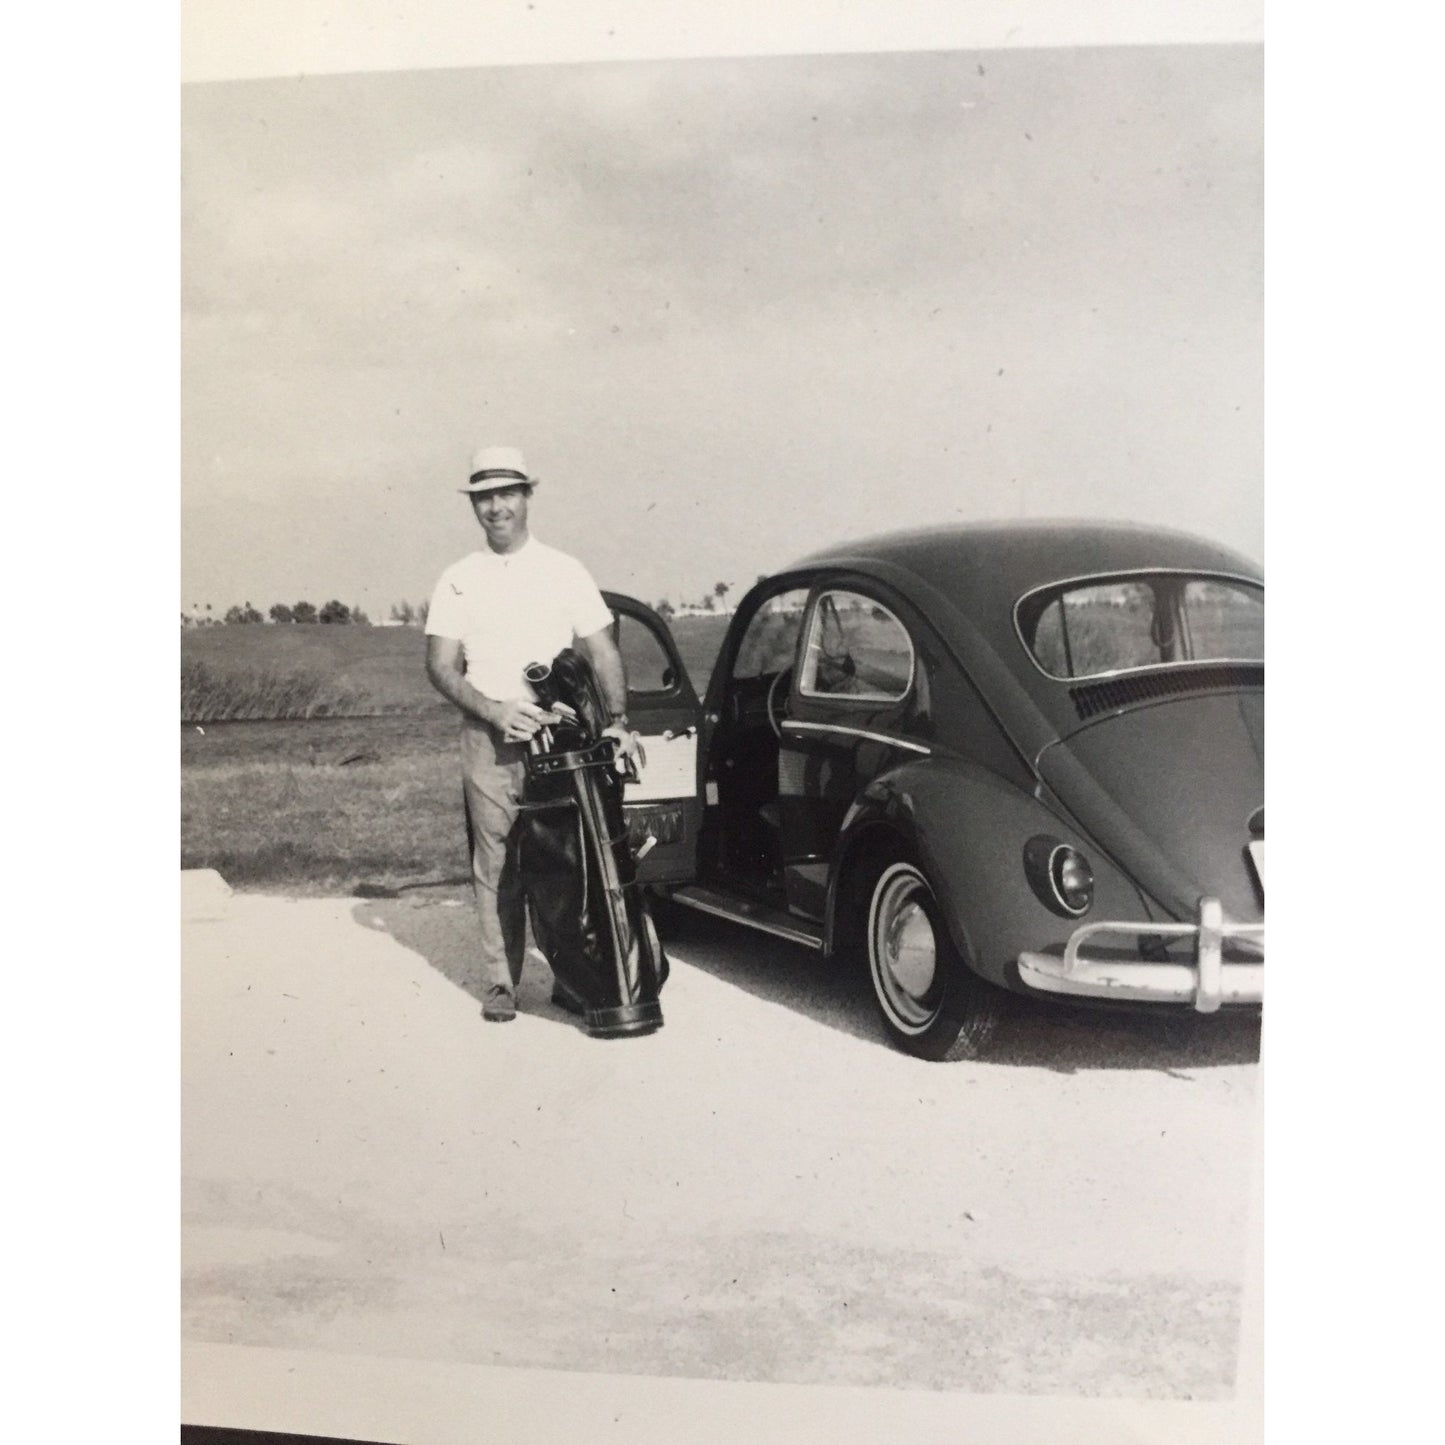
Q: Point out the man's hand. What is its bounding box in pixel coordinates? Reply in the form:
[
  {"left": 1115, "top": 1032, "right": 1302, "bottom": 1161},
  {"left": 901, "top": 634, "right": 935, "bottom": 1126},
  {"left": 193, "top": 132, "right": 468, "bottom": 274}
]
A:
[
  {"left": 601, "top": 723, "right": 645, "bottom": 774},
  {"left": 492, "top": 698, "right": 558, "bottom": 743}
]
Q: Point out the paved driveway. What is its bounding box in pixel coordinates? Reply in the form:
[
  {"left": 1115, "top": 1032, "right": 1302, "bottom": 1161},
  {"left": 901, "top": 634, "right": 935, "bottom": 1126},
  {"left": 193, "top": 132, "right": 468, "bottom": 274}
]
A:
[{"left": 181, "top": 874, "right": 1261, "bottom": 1434}]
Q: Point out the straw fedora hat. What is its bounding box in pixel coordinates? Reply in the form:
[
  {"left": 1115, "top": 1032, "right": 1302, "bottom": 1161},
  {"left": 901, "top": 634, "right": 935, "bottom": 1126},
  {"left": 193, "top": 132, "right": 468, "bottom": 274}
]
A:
[{"left": 460, "top": 444, "right": 540, "bottom": 494}]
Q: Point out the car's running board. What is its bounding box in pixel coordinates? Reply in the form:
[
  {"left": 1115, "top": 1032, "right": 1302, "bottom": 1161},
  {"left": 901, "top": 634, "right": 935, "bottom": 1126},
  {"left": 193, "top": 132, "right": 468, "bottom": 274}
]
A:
[{"left": 665, "top": 885, "right": 825, "bottom": 951}]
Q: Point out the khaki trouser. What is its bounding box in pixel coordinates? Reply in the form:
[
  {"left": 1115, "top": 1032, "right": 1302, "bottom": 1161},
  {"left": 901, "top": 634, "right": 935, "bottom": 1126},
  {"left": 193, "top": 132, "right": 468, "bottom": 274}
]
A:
[{"left": 459, "top": 717, "right": 529, "bottom": 992}]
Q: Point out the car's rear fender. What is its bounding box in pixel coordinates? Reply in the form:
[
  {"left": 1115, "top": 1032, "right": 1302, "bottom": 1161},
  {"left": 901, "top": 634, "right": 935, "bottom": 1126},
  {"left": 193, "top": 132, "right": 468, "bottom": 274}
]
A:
[{"left": 824, "top": 756, "right": 1152, "bottom": 990}]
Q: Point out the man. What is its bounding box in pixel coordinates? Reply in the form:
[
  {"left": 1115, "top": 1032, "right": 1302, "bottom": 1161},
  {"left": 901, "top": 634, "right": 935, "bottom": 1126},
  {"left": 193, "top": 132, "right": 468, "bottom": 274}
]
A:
[{"left": 425, "top": 445, "right": 641, "bottom": 1023}]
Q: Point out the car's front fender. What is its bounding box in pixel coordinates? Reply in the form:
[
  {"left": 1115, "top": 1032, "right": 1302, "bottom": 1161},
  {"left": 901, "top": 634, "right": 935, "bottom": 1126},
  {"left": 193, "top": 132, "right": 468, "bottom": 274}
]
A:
[{"left": 825, "top": 756, "right": 1151, "bottom": 990}]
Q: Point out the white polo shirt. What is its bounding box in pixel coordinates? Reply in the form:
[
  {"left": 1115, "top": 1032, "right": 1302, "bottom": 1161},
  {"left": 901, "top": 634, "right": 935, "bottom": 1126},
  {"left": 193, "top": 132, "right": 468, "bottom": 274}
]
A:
[{"left": 426, "top": 537, "right": 614, "bottom": 701}]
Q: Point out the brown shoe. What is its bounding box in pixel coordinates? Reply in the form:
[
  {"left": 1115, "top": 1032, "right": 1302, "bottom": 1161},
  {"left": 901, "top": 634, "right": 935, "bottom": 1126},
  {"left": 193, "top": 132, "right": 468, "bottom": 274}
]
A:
[{"left": 482, "top": 985, "right": 516, "bottom": 1022}]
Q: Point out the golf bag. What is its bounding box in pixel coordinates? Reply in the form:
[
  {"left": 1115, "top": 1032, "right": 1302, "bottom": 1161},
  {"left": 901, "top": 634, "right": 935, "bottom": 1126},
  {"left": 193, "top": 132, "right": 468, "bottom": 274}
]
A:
[{"left": 518, "top": 648, "right": 668, "bottom": 1038}]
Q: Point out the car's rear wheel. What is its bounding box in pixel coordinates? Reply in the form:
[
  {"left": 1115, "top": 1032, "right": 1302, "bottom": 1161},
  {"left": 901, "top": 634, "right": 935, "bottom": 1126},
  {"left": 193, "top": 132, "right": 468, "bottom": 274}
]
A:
[{"left": 863, "top": 856, "right": 1000, "bottom": 1061}]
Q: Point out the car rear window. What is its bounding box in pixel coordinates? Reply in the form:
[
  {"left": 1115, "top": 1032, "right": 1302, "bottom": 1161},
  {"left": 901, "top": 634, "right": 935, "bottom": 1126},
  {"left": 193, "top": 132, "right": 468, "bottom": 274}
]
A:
[{"left": 1017, "top": 573, "right": 1263, "bottom": 680}]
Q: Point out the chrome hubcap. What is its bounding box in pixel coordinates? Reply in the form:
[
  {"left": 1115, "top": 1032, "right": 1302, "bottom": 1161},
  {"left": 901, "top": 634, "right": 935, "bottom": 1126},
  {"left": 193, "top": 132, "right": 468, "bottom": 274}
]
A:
[{"left": 871, "top": 866, "right": 941, "bottom": 1032}]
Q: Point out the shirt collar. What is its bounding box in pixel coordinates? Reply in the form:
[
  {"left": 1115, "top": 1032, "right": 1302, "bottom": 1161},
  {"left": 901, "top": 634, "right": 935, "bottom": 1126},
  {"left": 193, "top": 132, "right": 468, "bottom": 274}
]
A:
[{"left": 480, "top": 535, "right": 536, "bottom": 563}]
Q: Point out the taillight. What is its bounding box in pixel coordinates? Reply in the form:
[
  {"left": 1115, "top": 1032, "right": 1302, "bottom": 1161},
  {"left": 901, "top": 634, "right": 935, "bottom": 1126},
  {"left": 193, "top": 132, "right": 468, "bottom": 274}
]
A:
[{"left": 1024, "top": 835, "right": 1095, "bottom": 918}]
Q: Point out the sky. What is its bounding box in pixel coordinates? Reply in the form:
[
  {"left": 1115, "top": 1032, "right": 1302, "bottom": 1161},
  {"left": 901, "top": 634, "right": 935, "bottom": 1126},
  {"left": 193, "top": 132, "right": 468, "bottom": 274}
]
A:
[{"left": 181, "top": 44, "right": 1261, "bottom": 618}]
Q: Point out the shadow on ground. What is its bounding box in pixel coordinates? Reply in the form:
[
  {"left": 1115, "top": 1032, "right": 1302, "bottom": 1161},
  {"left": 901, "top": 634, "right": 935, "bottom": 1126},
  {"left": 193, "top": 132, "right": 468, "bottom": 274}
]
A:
[
  {"left": 348, "top": 885, "right": 1261, "bottom": 1072},
  {"left": 653, "top": 898, "right": 1261, "bottom": 1074},
  {"left": 350, "top": 888, "right": 586, "bottom": 1031}
]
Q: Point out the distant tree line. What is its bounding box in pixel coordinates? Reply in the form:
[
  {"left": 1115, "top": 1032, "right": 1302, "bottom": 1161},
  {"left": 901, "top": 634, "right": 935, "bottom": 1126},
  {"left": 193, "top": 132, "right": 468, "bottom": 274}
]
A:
[
  {"left": 652, "top": 581, "right": 731, "bottom": 617},
  {"left": 181, "top": 599, "right": 414, "bottom": 627},
  {"left": 387, "top": 598, "right": 430, "bottom": 625},
  {"left": 184, "top": 584, "right": 740, "bottom": 628}
]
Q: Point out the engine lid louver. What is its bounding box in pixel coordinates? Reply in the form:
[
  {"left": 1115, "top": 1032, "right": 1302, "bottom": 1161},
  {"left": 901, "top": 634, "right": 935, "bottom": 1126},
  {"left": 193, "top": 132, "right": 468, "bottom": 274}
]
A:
[{"left": 1069, "top": 663, "right": 1263, "bottom": 721}]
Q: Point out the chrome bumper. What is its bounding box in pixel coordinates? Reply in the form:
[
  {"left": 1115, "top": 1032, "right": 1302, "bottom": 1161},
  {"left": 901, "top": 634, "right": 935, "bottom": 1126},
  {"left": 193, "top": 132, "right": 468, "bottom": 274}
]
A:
[{"left": 1016, "top": 897, "right": 1263, "bottom": 1013}]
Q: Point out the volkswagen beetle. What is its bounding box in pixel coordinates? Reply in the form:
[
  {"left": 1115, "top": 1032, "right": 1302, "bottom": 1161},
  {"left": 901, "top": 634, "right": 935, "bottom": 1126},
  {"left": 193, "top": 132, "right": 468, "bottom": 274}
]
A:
[{"left": 601, "top": 521, "right": 1264, "bottom": 1061}]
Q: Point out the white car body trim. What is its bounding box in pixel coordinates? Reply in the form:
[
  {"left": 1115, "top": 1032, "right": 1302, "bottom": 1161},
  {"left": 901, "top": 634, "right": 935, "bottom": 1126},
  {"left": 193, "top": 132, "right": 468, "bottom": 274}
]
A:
[
  {"left": 667, "top": 887, "right": 825, "bottom": 951},
  {"left": 781, "top": 720, "right": 932, "bottom": 755}
]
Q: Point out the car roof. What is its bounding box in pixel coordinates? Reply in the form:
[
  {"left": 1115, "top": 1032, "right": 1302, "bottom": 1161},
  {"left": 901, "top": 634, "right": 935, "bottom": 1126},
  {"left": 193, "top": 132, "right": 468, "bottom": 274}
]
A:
[
  {"left": 786, "top": 521, "right": 1263, "bottom": 759},
  {"left": 792, "top": 520, "right": 1262, "bottom": 606}
]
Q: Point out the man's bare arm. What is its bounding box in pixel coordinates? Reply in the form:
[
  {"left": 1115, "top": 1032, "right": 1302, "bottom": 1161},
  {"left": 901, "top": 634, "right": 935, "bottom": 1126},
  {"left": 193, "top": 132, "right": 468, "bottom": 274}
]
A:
[
  {"left": 425, "top": 635, "right": 551, "bottom": 742},
  {"left": 578, "top": 626, "right": 642, "bottom": 766},
  {"left": 577, "top": 626, "right": 629, "bottom": 716}
]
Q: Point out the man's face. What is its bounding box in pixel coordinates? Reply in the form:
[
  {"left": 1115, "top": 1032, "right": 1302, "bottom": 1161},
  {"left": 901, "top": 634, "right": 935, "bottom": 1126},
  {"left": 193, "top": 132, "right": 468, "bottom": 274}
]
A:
[{"left": 470, "top": 483, "right": 531, "bottom": 552}]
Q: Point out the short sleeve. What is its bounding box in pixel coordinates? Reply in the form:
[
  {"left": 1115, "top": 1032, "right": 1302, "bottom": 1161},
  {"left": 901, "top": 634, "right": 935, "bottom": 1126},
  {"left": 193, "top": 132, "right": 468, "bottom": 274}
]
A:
[
  {"left": 425, "top": 568, "right": 467, "bottom": 639},
  {"left": 566, "top": 557, "right": 613, "bottom": 640}
]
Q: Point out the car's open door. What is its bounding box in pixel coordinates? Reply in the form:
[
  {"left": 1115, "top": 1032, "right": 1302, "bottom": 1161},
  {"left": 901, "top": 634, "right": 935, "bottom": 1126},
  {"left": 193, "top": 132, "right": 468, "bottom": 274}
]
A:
[{"left": 602, "top": 592, "right": 704, "bottom": 885}]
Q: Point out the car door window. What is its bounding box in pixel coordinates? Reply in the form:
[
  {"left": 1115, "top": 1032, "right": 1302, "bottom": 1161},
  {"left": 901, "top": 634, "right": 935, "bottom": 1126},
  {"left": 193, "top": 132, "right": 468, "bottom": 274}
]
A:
[
  {"left": 732, "top": 587, "right": 810, "bottom": 678},
  {"left": 798, "top": 591, "right": 914, "bottom": 701},
  {"left": 612, "top": 609, "right": 676, "bottom": 694}
]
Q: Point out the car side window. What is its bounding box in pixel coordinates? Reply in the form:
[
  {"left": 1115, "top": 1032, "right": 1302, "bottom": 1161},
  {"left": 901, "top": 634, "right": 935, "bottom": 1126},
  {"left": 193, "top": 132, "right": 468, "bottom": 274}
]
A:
[
  {"left": 1030, "top": 580, "right": 1158, "bottom": 676},
  {"left": 798, "top": 591, "right": 914, "bottom": 701},
  {"left": 1181, "top": 580, "right": 1264, "bottom": 660},
  {"left": 731, "top": 588, "right": 810, "bottom": 679},
  {"left": 1021, "top": 573, "right": 1264, "bottom": 679}
]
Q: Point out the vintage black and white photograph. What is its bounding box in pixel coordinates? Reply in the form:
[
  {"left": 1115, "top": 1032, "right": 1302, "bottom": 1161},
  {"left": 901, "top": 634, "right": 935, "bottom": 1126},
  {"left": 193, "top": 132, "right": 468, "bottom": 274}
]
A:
[{"left": 180, "top": 5, "right": 1265, "bottom": 1441}]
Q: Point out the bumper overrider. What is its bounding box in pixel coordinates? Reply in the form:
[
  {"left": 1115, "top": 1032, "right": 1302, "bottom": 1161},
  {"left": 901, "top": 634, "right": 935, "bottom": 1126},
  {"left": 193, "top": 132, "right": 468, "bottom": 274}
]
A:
[{"left": 1017, "top": 897, "right": 1263, "bottom": 1013}]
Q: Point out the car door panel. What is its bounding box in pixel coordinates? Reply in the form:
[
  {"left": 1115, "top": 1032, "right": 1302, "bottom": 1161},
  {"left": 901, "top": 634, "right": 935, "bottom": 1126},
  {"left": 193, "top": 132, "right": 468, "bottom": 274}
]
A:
[
  {"left": 601, "top": 592, "right": 704, "bottom": 884},
  {"left": 695, "top": 582, "right": 812, "bottom": 895},
  {"left": 775, "top": 728, "right": 868, "bottom": 920},
  {"left": 778, "top": 584, "right": 926, "bottom": 916}
]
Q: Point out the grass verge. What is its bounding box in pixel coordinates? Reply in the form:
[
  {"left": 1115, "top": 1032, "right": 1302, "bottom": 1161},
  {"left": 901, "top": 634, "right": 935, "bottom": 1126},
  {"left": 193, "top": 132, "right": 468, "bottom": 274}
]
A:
[{"left": 182, "top": 715, "right": 469, "bottom": 895}]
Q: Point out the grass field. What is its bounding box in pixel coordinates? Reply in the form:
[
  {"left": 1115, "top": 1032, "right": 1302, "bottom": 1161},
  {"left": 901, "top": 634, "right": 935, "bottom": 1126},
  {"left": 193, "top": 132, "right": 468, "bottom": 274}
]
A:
[
  {"left": 181, "top": 614, "right": 731, "bottom": 719},
  {"left": 181, "top": 614, "right": 731, "bottom": 893},
  {"left": 182, "top": 624, "right": 449, "bottom": 720}
]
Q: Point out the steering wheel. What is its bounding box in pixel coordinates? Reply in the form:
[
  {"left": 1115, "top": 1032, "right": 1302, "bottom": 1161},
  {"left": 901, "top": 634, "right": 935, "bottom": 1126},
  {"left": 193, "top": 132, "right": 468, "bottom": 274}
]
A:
[{"left": 765, "top": 665, "right": 793, "bottom": 740}]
